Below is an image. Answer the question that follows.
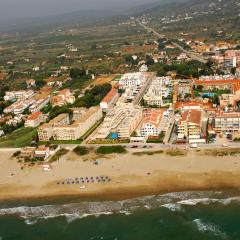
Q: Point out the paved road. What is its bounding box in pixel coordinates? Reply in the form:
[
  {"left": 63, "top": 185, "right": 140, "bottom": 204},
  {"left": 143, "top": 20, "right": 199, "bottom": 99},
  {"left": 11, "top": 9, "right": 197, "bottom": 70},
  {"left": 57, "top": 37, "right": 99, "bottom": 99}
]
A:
[{"left": 136, "top": 19, "right": 207, "bottom": 64}]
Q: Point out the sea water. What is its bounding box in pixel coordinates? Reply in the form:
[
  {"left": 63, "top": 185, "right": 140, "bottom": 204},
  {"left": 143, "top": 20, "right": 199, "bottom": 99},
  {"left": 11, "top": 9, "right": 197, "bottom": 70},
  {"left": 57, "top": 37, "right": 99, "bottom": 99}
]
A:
[{"left": 0, "top": 191, "right": 240, "bottom": 240}]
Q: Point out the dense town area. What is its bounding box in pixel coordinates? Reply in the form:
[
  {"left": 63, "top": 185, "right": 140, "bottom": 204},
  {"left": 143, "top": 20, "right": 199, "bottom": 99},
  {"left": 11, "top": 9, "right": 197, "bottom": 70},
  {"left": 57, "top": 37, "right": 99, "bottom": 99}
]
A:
[{"left": 0, "top": 10, "right": 240, "bottom": 162}]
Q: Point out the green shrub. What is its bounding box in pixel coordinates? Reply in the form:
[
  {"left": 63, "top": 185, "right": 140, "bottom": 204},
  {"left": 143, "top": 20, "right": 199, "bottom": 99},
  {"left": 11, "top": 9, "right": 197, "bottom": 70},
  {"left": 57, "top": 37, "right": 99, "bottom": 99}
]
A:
[
  {"left": 73, "top": 146, "right": 89, "bottom": 156},
  {"left": 96, "top": 145, "right": 126, "bottom": 154}
]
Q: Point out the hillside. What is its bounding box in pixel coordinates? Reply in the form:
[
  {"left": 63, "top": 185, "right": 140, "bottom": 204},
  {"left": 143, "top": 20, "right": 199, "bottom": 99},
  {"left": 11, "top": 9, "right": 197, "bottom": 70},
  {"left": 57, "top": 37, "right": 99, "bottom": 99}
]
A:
[{"left": 135, "top": 0, "right": 240, "bottom": 41}]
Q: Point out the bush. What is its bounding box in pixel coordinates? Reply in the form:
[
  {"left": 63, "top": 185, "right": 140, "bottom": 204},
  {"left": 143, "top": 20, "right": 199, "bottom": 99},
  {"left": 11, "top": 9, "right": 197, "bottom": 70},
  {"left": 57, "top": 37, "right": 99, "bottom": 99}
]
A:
[
  {"left": 73, "top": 146, "right": 89, "bottom": 156},
  {"left": 49, "top": 148, "right": 69, "bottom": 162},
  {"left": 96, "top": 145, "right": 126, "bottom": 154}
]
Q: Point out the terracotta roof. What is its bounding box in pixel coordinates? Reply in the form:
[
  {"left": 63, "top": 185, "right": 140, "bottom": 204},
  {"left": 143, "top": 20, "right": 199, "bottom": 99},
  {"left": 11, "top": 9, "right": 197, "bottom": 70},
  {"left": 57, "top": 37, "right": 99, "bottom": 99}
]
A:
[
  {"left": 101, "top": 88, "right": 118, "bottom": 104},
  {"left": 143, "top": 109, "right": 164, "bottom": 128},
  {"left": 180, "top": 110, "right": 201, "bottom": 125},
  {"left": 27, "top": 111, "right": 43, "bottom": 121}
]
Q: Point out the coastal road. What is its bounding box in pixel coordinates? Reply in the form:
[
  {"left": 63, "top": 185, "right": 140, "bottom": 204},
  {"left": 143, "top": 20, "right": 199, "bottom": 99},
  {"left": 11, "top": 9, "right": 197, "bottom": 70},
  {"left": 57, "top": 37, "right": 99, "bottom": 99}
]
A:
[{"left": 136, "top": 19, "right": 207, "bottom": 64}]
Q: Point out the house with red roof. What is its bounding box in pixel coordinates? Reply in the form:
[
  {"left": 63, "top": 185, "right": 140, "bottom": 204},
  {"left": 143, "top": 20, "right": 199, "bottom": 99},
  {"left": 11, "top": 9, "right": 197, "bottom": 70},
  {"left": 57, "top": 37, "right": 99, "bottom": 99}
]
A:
[{"left": 25, "top": 112, "right": 45, "bottom": 128}]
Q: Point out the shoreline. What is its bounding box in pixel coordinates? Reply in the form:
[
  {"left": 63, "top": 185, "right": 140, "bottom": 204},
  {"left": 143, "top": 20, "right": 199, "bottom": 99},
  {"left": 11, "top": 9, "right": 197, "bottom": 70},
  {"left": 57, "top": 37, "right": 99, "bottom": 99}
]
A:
[{"left": 1, "top": 148, "right": 240, "bottom": 203}]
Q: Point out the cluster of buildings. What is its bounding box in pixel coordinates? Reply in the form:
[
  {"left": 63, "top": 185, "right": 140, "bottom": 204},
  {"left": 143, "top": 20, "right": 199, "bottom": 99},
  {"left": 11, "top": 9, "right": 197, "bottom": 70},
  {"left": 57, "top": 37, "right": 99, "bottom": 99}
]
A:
[
  {"left": 50, "top": 89, "right": 75, "bottom": 107},
  {"left": 143, "top": 77, "right": 172, "bottom": 107}
]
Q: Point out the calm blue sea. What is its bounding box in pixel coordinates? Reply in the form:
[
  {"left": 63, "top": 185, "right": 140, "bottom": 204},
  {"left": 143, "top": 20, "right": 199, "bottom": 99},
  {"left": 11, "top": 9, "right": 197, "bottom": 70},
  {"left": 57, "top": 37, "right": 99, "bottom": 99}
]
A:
[{"left": 0, "top": 191, "right": 240, "bottom": 240}]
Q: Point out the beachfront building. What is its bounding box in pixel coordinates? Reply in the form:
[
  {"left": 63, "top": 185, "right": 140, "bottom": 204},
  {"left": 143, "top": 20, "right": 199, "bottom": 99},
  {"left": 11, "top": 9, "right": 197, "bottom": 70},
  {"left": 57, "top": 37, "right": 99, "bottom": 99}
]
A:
[
  {"left": 213, "top": 111, "right": 240, "bottom": 133},
  {"left": 93, "top": 106, "right": 143, "bottom": 140},
  {"left": 117, "top": 107, "right": 143, "bottom": 138},
  {"left": 140, "top": 109, "right": 168, "bottom": 138},
  {"left": 34, "top": 147, "right": 50, "bottom": 160},
  {"left": 25, "top": 112, "right": 45, "bottom": 128},
  {"left": 177, "top": 110, "right": 206, "bottom": 143},
  {"left": 37, "top": 113, "right": 70, "bottom": 141},
  {"left": 52, "top": 107, "right": 102, "bottom": 140},
  {"left": 100, "top": 87, "right": 119, "bottom": 112}
]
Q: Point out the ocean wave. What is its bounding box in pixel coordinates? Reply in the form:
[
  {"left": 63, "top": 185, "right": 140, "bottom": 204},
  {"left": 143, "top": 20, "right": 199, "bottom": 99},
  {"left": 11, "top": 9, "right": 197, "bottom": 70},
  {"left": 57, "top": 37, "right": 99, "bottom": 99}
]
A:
[
  {"left": 162, "top": 203, "right": 183, "bottom": 212},
  {"left": 0, "top": 191, "right": 240, "bottom": 224},
  {"left": 193, "top": 219, "right": 228, "bottom": 239}
]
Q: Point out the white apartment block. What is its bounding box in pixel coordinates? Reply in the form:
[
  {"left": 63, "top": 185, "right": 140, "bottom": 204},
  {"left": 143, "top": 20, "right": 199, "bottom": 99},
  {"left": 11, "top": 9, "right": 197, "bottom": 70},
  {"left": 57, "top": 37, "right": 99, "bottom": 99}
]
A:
[
  {"left": 143, "top": 77, "right": 171, "bottom": 107},
  {"left": 119, "top": 72, "right": 147, "bottom": 87},
  {"left": 4, "top": 90, "right": 34, "bottom": 101},
  {"left": 29, "top": 97, "right": 50, "bottom": 113},
  {"left": 140, "top": 109, "right": 168, "bottom": 138},
  {"left": 213, "top": 111, "right": 240, "bottom": 133},
  {"left": 93, "top": 106, "right": 143, "bottom": 139},
  {"left": 4, "top": 99, "right": 35, "bottom": 115}
]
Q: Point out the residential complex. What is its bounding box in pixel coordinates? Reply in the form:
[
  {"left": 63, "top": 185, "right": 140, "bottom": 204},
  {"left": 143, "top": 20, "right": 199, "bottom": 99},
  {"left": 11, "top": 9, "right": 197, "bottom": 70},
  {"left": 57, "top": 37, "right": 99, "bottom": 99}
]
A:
[
  {"left": 177, "top": 110, "right": 206, "bottom": 144},
  {"left": 143, "top": 77, "right": 172, "bottom": 107},
  {"left": 38, "top": 107, "right": 102, "bottom": 141},
  {"left": 213, "top": 111, "right": 240, "bottom": 133}
]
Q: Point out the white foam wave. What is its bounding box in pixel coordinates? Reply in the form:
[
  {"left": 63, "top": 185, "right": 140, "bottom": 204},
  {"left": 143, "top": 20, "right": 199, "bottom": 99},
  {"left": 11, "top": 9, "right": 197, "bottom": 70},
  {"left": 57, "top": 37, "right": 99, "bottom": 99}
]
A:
[
  {"left": 0, "top": 191, "right": 239, "bottom": 224},
  {"left": 193, "top": 219, "right": 228, "bottom": 239},
  {"left": 162, "top": 203, "right": 183, "bottom": 212}
]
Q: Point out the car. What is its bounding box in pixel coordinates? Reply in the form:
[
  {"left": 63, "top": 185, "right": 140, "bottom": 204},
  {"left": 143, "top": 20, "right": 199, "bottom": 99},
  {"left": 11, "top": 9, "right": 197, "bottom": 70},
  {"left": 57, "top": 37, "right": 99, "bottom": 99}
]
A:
[
  {"left": 222, "top": 144, "right": 229, "bottom": 147},
  {"left": 131, "top": 145, "right": 138, "bottom": 148}
]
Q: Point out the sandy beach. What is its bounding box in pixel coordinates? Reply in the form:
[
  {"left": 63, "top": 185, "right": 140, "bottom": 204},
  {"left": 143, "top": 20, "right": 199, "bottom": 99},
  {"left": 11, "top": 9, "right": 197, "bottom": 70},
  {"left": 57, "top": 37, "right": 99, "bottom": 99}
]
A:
[{"left": 1, "top": 147, "right": 240, "bottom": 201}]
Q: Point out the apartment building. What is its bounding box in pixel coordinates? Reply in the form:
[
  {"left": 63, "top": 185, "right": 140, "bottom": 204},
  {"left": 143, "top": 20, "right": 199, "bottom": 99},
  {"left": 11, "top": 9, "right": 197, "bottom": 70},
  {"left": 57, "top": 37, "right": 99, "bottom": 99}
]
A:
[
  {"left": 38, "top": 113, "right": 69, "bottom": 141},
  {"left": 119, "top": 72, "right": 147, "bottom": 87},
  {"left": 25, "top": 111, "right": 45, "bottom": 128},
  {"left": 224, "top": 50, "right": 240, "bottom": 68},
  {"left": 3, "top": 99, "right": 35, "bottom": 115},
  {"left": 140, "top": 109, "right": 167, "bottom": 138},
  {"left": 53, "top": 107, "right": 102, "bottom": 140},
  {"left": 4, "top": 90, "right": 34, "bottom": 101},
  {"left": 29, "top": 97, "right": 50, "bottom": 113},
  {"left": 100, "top": 87, "right": 119, "bottom": 112},
  {"left": 177, "top": 110, "right": 205, "bottom": 143},
  {"left": 213, "top": 111, "right": 240, "bottom": 133},
  {"left": 117, "top": 107, "right": 143, "bottom": 138},
  {"left": 93, "top": 106, "right": 142, "bottom": 139},
  {"left": 143, "top": 77, "right": 171, "bottom": 107}
]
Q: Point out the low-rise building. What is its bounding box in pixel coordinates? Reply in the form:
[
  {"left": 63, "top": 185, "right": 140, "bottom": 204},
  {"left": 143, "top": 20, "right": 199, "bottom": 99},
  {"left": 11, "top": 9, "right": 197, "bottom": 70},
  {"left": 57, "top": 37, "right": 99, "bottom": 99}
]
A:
[
  {"left": 119, "top": 72, "right": 147, "bottom": 87},
  {"left": 25, "top": 112, "right": 45, "bottom": 128},
  {"left": 51, "top": 89, "right": 75, "bottom": 107},
  {"left": 29, "top": 97, "right": 50, "bottom": 113},
  {"left": 34, "top": 147, "right": 50, "bottom": 160},
  {"left": 213, "top": 111, "right": 240, "bottom": 133},
  {"left": 100, "top": 87, "right": 119, "bottom": 112},
  {"left": 140, "top": 109, "right": 168, "bottom": 138},
  {"left": 143, "top": 77, "right": 172, "bottom": 107}
]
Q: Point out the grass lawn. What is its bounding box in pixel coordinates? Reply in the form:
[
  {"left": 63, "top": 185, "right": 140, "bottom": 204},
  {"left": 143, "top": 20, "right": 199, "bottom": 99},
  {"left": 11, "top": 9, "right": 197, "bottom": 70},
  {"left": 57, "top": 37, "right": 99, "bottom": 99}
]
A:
[{"left": 0, "top": 127, "right": 37, "bottom": 148}]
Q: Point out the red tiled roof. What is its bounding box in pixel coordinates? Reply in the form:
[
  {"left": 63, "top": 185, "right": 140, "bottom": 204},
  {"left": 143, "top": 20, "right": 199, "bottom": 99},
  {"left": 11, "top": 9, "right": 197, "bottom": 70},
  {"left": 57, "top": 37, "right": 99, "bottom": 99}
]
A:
[
  {"left": 27, "top": 112, "right": 43, "bottom": 121},
  {"left": 101, "top": 88, "right": 118, "bottom": 104},
  {"left": 180, "top": 110, "right": 201, "bottom": 125}
]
